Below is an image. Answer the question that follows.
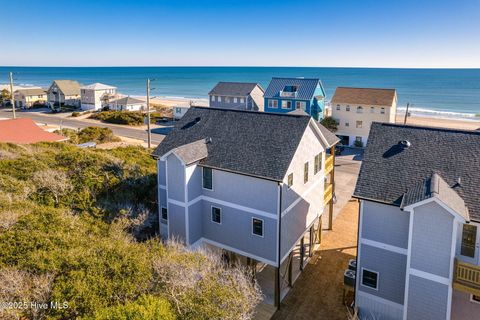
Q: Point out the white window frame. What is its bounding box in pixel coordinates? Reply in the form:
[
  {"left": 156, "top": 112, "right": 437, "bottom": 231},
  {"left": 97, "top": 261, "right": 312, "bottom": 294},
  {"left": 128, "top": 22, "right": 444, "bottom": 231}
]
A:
[
  {"left": 345, "top": 122, "right": 349, "bottom": 127},
  {"left": 370, "top": 106, "right": 375, "bottom": 113},
  {"left": 252, "top": 217, "right": 264, "bottom": 238},
  {"left": 240, "top": 97, "right": 245, "bottom": 103},
  {"left": 211, "top": 206, "right": 222, "bottom": 225},
  {"left": 161, "top": 206, "right": 168, "bottom": 223},
  {"left": 234, "top": 97, "right": 238, "bottom": 103},
  {"left": 361, "top": 268, "right": 379, "bottom": 290},
  {"left": 346, "top": 105, "right": 350, "bottom": 111},
  {"left": 211, "top": 95, "right": 215, "bottom": 101},
  {"left": 282, "top": 100, "right": 292, "bottom": 109},
  {"left": 381, "top": 107, "right": 386, "bottom": 114},
  {"left": 296, "top": 101, "right": 306, "bottom": 110},
  {"left": 357, "top": 106, "right": 363, "bottom": 113},
  {"left": 287, "top": 173, "right": 293, "bottom": 189},
  {"left": 470, "top": 294, "right": 480, "bottom": 304},
  {"left": 202, "top": 167, "right": 213, "bottom": 191},
  {"left": 356, "top": 121, "right": 363, "bottom": 128},
  {"left": 336, "top": 104, "right": 340, "bottom": 111}
]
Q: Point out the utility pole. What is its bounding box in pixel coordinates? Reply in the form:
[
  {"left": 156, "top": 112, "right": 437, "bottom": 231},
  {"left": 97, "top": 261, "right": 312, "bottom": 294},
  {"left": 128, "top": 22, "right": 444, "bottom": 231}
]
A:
[
  {"left": 9, "top": 72, "right": 16, "bottom": 119},
  {"left": 403, "top": 102, "right": 410, "bottom": 125},
  {"left": 146, "top": 78, "right": 152, "bottom": 148}
]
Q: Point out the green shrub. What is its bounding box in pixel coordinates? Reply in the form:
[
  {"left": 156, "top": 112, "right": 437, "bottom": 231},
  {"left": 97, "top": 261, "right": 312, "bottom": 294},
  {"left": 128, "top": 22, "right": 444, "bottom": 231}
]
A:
[
  {"left": 320, "top": 116, "right": 338, "bottom": 132},
  {"left": 90, "top": 111, "right": 144, "bottom": 126},
  {"left": 71, "top": 111, "right": 80, "bottom": 117},
  {"left": 55, "top": 127, "right": 121, "bottom": 144},
  {"left": 91, "top": 295, "right": 176, "bottom": 320},
  {"left": 354, "top": 140, "right": 364, "bottom": 148}
]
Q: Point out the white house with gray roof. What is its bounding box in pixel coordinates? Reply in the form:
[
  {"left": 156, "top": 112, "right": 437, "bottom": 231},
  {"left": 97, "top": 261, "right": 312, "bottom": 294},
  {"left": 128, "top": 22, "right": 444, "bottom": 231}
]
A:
[
  {"left": 153, "top": 107, "right": 339, "bottom": 307},
  {"left": 109, "top": 96, "right": 145, "bottom": 111},
  {"left": 353, "top": 123, "right": 480, "bottom": 320},
  {"left": 80, "top": 82, "right": 117, "bottom": 111},
  {"left": 208, "top": 82, "right": 264, "bottom": 111}
]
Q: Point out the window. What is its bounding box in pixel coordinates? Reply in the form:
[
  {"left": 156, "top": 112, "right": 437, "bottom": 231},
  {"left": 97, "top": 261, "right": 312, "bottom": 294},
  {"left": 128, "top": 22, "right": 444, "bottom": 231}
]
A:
[
  {"left": 234, "top": 97, "right": 238, "bottom": 103},
  {"left": 252, "top": 218, "right": 264, "bottom": 237},
  {"left": 175, "top": 107, "right": 182, "bottom": 113},
  {"left": 370, "top": 107, "right": 375, "bottom": 113},
  {"left": 227, "top": 97, "right": 233, "bottom": 103},
  {"left": 240, "top": 97, "right": 245, "bottom": 103},
  {"left": 283, "top": 85, "right": 298, "bottom": 93},
  {"left": 345, "top": 122, "right": 350, "bottom": 127},
  {"left": 346, "top": 105, "right": 350, "bottom": 111},
  {"left": 202, "top": 167, "right": 213, "bottom": 190},
  {"left": 216, "top": 96, "right": 220, "bottom": 102},
  {"left": 161, "top": 207, "right": 168, "bottom": 222},
  {"left": 357, "top": 106, "right": 363, "bottom": 113},
  {"left": 361, "top": 269, "right": 378, "bottom": 289},
  {"left": 211, "top": 95, "right": 215, "bottom": 101},
  {"left": 381, "top": 107, "right": 385, "bottom": 114},
  {"left": 287, "top": 173, "right": 293, "bottom": 188},
  {"left": 314, "top": 153, "right": 322, "bottom": 174},
  {"left": 282, "top": 100, "right": 292, "bottom": 109},
  {"left": 268, "top": 99, "right": 278, "bottom": 108},
  {"left": 461, "top": 224, "right": 477, "bottom": 258},
  {"left": 356, "top": 136, "right": 362, "bottom": 142},
  {"left": 211, "top": 206, "right": 221, "bottom": 224},
  {"left": 296, "top": 101, "right": 306, "bottom": 110},
  {"left": 336, "top": 104, "right": 340, "bottom": 111},
  {"left": 304, "top": 162, "right": 309, "bottom": 183},
  {"left": 470, "top": 295, "right": 480, "bottom": 304},
  {"left": 356, "top": 121, "right": 363, "bottom": 128}
]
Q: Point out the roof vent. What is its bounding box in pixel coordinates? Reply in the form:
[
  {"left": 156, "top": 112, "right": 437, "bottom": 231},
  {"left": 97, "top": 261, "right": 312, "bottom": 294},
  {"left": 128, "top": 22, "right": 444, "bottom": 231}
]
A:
[
  {"left": 399, "top": 140, "right": 411, "bottom": 148},
  {"left": 205, "top": 137, "right": 212, "bottom": 144},
  {"left": 455, "top": 177, "right": 462, "bottom": 187}
]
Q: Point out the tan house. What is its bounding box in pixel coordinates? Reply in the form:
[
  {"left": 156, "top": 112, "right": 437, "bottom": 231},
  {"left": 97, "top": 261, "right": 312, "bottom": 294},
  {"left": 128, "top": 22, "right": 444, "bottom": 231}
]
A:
[
  {"left": 47, "top": 80, "right": 81, "bottom": 108},
  {"left": 14, "top": 88, "right": 48, "bottom": 108},
  {"left": 80, "top": 83, "right": 117, "bottom": 111},
  {"left": 331, "top": 87, "right": 397, "bottom": 147}
]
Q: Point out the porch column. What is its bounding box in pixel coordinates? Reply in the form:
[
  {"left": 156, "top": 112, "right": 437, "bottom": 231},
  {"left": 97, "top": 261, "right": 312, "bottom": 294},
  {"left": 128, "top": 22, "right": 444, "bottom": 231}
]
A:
[
  {"left": 328, "top": 145, "right": 336, "bottom": 230},
  {"left": 300, "top": 237, "right": 305, "bottom": 271},
  {"left": 288, "top": 251, "right": 293, "bottom": 287}
]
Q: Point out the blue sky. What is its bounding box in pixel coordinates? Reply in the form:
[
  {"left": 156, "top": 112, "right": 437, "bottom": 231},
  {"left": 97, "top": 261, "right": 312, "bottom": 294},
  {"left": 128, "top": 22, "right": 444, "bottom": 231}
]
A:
[{"left": 1, "top": 0, "right": 479, "bottom": 67}]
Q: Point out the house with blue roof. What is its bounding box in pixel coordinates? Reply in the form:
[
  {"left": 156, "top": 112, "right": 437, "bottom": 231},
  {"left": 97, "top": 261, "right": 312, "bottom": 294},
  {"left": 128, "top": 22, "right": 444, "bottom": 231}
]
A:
[{"left": 263, "top": 77, "right": 326, "bottom": 121}]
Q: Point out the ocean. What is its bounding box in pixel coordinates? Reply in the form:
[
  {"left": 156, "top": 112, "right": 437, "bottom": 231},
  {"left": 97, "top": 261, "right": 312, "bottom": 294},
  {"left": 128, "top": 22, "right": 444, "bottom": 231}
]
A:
[{"left": 1, "top": 67, "right": 479, "bottom": 119}]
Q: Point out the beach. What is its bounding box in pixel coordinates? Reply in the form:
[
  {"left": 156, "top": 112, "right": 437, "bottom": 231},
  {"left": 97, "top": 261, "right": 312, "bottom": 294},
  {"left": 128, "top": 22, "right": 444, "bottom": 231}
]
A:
[{"left": 395, "top": 115, "right": 479, "bottom": 131}]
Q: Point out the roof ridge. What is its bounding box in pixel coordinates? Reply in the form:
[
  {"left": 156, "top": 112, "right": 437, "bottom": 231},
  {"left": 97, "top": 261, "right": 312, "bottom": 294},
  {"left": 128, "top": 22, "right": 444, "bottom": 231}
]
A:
[
  {"left": 373, "top": 122, "right": 480, "bottom": 135},
  {"left": 191, "top": 106, "right": 310, "bottom": 118},
  {"left": 336, "top": 86, "right": 396, "bottom": 91}
]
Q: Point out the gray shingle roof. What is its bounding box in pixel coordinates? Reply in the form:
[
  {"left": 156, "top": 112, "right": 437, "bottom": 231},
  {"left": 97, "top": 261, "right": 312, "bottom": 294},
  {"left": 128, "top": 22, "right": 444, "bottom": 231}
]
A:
[
  {"left": 400, "top": 173, "right": 469, "bottom": 220},
  {"left": 354, "top": 122, "right": 480, "bottom": 222},
  {"left": 50, "top": 80, "right": 81, "bottom": 96},
  {"left": 264, "top": 77, "right": 323, "bottom": 100},
  {"left": 208, "top": 82, "right": 263, "bottom": 96},
  {"left": 112, "top": 96, "right": 145, "bottom": 105},
  {"left": 170, "top": 139, "right": 209, "bottom": 165},
  {"left": 153, "top": 107, "right": 313, "bottom": 181},
  {"left": 317, "top": 123, "right": 341, "bottom": 147}
]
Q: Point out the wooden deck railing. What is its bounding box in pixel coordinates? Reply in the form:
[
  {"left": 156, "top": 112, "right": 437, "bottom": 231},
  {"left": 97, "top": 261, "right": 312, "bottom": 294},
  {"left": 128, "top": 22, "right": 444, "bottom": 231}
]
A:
[
  {"left": 325, "top": 154, "right": 334, "bottom": 175},
  {"left": 453, "top": 259, "right": 480, "bottom": 296},
  {"left": 324, "top": 183, "right": 333, "bottom": 204}
]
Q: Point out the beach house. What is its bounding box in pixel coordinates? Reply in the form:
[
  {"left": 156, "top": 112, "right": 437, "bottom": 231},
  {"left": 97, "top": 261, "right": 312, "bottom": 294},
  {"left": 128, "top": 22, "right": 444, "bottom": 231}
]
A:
[
  {"left": 80, "top": 83, "right": 117, "bottom": 111},
  {"left": 47, "top": 80, "right": 81, "bottom": 108},
  {"left": 14, "top": 88, "right": 48, "bottom": 108},
  {"left": 263, "top": 77, "right": 326, "bottom": 121},
  {"left": 108, "top": 96, "right": 146, "bottom": 111},
  {"left": 331, "top": 87, "right": 397, "bottom": 147},
  {"left": 208, "top": 82, "right": 264, "bottom": 111},
  {"left": 153, "top": 107, "right": 339, "bottom": 307},
  {"left": 353, "top": 123, "right": 480, "bottom": 320}
]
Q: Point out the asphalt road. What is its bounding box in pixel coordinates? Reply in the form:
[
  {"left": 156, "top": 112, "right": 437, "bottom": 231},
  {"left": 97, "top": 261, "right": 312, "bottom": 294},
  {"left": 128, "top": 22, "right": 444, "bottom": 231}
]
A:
[{"left": 0, "top": 109, "right": 166, "bottom": 145}]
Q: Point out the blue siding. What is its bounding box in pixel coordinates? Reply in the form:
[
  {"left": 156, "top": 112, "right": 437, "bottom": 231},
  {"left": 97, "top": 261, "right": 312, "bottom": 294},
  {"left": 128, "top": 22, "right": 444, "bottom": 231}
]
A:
[{"left": 406, "top": 275, "right": 448, "bottom": 320}]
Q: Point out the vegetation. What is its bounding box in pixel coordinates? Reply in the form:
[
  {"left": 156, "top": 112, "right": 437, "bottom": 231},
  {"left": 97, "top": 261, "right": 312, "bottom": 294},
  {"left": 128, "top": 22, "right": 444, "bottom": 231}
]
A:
[
  {"left": 320, "top": 116, "right": 338, "bottom": 132},
  {"left": 90, "top": 111, "right": 145, "bottom": 126},
  {"left": 71, "top": 111, "right": 80, "bottom": 117},
  {"left": 55, "top": 127, "right": 121, "bottom": 145},
  {"left": 0, "top": 143, "right": 262, "bottom": 319},
  {"left": 0, "top": 88, "right": 11, "bottom": 105},
  {"left": 353, "top": 140, "right": 364, "bottom": 148}
]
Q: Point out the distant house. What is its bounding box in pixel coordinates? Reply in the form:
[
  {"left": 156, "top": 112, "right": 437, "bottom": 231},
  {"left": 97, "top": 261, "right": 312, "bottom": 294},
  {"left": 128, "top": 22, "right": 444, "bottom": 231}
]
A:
[
  {"left": 208, "top": 82, "right": 264, "bottom": 111},
  {"left": 109, "top": 96, "right": 146, "bottom": 111},
  {"left": 173, "top": 105, "right": 190, "bottom": 120},
  {"left": 263, "top": 77, "right": 326, "bottom": 121},
  {"left": 80, "top": 83, "right": 117, "bottom": 111},
  {"left": 0, "top": 118, "right": 68, "bottom": 144},
  {"left": 47, "top": 80, "right": 81, "bottom": 108},
  {"left": 14, "top": 88, "right": 48, "bottom": 108},
  {"left": 353, "top": 123, "right": 480, "bottom": 320},
  {"left": 331, "top": 87, "right": 397, "bottom": 147},
  {"left": 153, "top": 107, "right": 339, "bottom": 307}
]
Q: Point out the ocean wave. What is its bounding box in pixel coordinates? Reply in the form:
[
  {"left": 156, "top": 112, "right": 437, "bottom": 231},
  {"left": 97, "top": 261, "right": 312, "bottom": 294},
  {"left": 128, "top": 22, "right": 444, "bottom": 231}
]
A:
[{"left": 397, "top": 106, "right": 479, "bottom": 120}]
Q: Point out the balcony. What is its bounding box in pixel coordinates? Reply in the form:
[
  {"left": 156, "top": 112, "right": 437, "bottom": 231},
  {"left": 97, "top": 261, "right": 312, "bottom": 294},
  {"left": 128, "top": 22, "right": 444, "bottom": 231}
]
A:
[
  {"left": 325, "top": 154, "right": 334, "bottom": 175},
  {"left": 279, "top": 90, "right": 297, "bottom": 98},
  {"left": 324, "top": 183, "right": 333, "bottom": 204},
  {"left": 453, "top": 259, "right": 480, "bottom": 296}
]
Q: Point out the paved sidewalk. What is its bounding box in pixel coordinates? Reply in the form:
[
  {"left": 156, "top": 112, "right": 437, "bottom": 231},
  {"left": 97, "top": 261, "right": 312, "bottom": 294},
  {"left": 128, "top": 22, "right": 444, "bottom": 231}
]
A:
[{"left": 271, "top": 200, "right": 359, "bottom": 320}]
